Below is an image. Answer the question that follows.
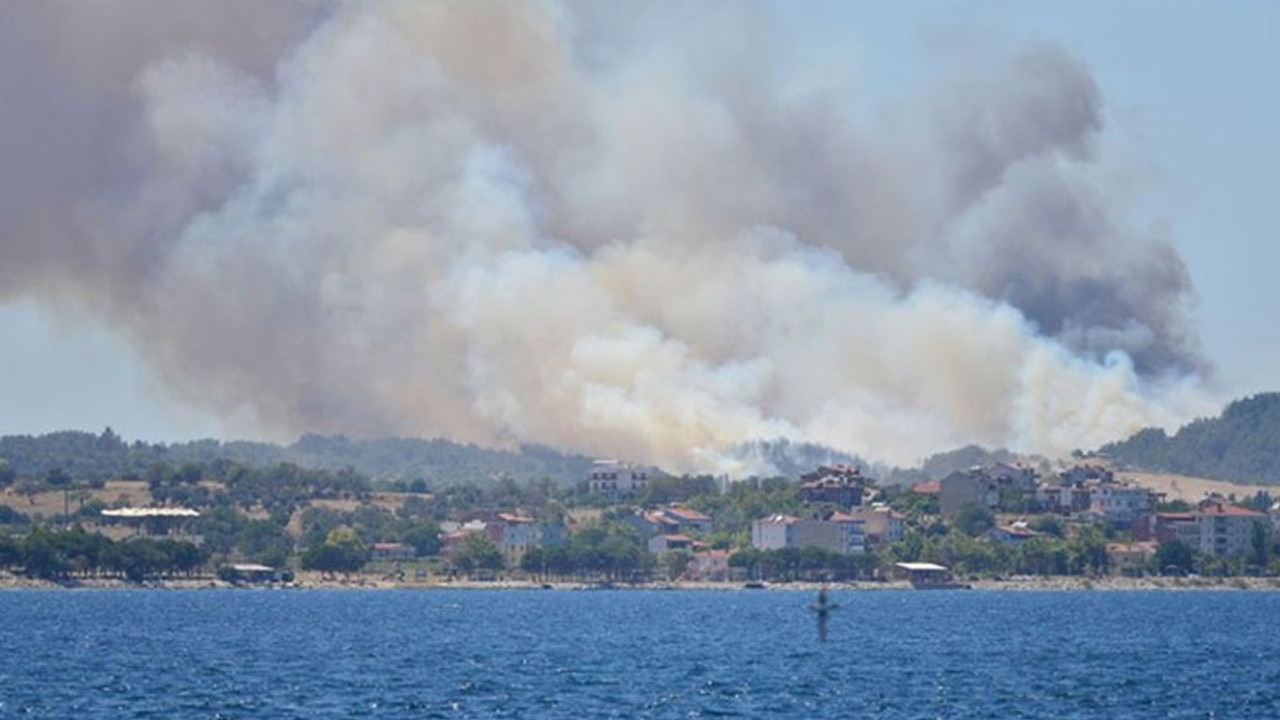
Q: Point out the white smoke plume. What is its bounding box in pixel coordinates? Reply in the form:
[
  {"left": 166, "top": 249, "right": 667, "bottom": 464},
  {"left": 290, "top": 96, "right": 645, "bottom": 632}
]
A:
[{"left": 0, "top": 1, "right": 1213, "bottom": 472}]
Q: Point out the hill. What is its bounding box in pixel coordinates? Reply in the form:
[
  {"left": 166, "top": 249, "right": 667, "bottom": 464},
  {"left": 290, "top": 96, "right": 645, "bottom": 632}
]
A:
[
  {"left": 1099, "top": 392, "right": 1280, "bottom": 485},
  {"left": 0, "top": 429, "right": 595, "bottom": 488}
]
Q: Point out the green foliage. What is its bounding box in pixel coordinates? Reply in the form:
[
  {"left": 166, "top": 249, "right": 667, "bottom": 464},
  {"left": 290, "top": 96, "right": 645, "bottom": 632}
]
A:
[
  {"left": 1027, "top": 516, "right": 1064, "bottom": 537},
  {"left": 0, "top": 504, "right": 30, "bottom": 527},
  {"left": 728, "top": 546, "right": 880, "bottom": 582},
  {"left": 7, "top": 526, "right": 205, "bottom": 580},
  {"left": 953, "top": 504, "right": 995, "bottom": 537},
  {"left": 300, "top": 529, "right": 367, "bottom": 574},
  {"left": 0, "top": 430, "right": 594, "bottom": 488},
  {"left": 1154, "top": 539, "right": 1195, "bottom": 575},
  {"left": 634, "top": 475, "right": 719, "bottom": 507},
  {"left": 1249, "top": 521, "right": 1271, "bottom": 570},
  {"left": 0, "top": 533, "right": 20, "bottom": 568},
  {"left": 1102, "top": 393, "right": 1280, "bottom": 485},
  {"left": 885, "top": 487, "right": 939, "bottom": 518},
  {"left": 399, "top": 524, "right": 442, "bottom": 557},
  {"left": 450, "top": 533, "right": 503, "bottom": 577}
]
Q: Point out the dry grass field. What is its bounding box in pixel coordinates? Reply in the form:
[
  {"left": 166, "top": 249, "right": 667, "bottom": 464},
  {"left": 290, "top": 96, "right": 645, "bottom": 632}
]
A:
[{"left": 1117, "top": 471, "right": 1273, "bottom": 504}]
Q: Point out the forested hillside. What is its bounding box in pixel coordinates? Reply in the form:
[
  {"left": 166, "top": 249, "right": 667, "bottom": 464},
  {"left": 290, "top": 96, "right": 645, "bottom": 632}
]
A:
[
  {"left": 1100, "top": 393, "right": 1280, "bottom": 485},
  {"left": 0, "top": 429, "right": 594, "bottom": 487}
]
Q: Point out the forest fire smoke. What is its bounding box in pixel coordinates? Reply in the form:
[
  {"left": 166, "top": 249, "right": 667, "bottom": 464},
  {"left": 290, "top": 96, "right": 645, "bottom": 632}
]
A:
[{"left": 0, "top": 1, "right": 1212, "bottom": 472}]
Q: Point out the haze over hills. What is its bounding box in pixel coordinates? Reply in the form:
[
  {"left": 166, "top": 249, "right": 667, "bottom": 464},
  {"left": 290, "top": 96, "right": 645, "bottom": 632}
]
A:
[{"left": 5, "top": 392, "right": 1275, "bottom": 488}]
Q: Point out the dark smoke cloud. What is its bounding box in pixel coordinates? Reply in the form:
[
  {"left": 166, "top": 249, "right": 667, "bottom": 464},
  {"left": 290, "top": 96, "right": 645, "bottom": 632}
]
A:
[{"left": 0, "top": 1, "right": 1210, "bottom": 470}]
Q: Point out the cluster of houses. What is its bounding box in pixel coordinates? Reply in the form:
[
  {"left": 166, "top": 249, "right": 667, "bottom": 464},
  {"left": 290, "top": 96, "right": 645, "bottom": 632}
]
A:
[
  {"left": 438, "top": 511, "right": 568, "bottom": 565},
  {"left": 911, "top": 461, "right": 1275, "bottom": 566},
  {"left": 409, "top": 459, "right": 1276, "bottom": 580},
  {"left": 751, "top": 465, "right": 904, "bottom": 555}
]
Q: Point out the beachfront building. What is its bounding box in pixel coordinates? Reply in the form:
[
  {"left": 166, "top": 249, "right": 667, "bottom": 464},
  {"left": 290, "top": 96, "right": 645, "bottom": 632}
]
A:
[
  {"left": 1196, "top": 501, "right": 1268, "bottom": 557},
  {"left": 752, "top": 514, "right": 798, "bottom": 551},
  {"left": 100, "top": 506, "right": 201, "bottom": 537},
  {"left": 893, "top": 562, "right": 953, "bottom": 587},
  {"left": 370, "top": 542, "right": 415, "bottom": 562},
  {"left": 1133, "top": 499, "right": 1269, "bottom": 557},
  {"left": 751, "top": 513, "right": 866, "bottom": 554},
  {"left": 1107, "top": 541, "right": 1159, "bottom": 574},
  {"left": 686, "top": 550, "right": 732, "bottom": 582},
  {"left": 844, "top": 505, "right": 906, "bottom": 548}
]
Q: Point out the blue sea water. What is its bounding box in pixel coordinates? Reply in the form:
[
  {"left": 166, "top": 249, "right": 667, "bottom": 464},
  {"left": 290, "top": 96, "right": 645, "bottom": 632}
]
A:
[{"left": 1, "top": 589, "right": 1278, "bottom": 719}]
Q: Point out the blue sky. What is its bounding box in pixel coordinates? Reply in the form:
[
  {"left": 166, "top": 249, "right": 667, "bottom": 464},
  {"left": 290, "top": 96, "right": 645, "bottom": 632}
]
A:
[{"left": 1, "top": 1, "right": 1276, "bottom": 445}]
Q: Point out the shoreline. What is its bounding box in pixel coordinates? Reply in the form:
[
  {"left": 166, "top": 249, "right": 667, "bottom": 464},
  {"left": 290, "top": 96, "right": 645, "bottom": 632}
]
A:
[{"left": 4, "top": 571, "right": 1280, "bottom": 592}]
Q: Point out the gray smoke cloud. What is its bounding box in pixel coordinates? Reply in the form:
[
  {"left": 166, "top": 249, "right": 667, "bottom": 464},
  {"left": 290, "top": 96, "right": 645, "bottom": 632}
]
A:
[{"left": 0, "top": 0, "right": 1212, "bottom": 471}]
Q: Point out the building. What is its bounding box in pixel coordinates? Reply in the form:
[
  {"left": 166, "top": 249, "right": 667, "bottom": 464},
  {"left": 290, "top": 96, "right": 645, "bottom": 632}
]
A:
[
  {"left": 1089, "top": 483, "right": 1154, "bottom": 527},
  {"left": 752, "top": 514, "right": 799, "bottom": 551},
  {"left": 987, "top": 523, "right": 1045, "bottom": 546},
  {"left": 798, "top": 465, "right": 867, "bottom": 508},
  {"left": 1107, "top": 542, "right": 1158, "bottom": 574},
  {"left": 1133, "top": 500, "right": 1269, "bottom": 557},
  {"left": 893, "top": 562, "right": 953, "bottom": 587},
  {"left": 751, "top": 513, "right": 865, "bottom": 555},
  {"left": 844, "top": 506, "right": 905, "bottom": 548},
  {"left": 686, "top": 550, "right": 732, "bottom": 582},
  {"left": 370, "top": 542, "right": 415, "bottom": 562},
  {"left": 655, "top": 507, "right": 713, "bottom": 536},
  {"left": 1196, "top": 501, "right": 1268, "bottom": 558},
  {"left": 587, "top": 460, "right": 656, "bottom": 500},
  {"left": 1035, "top": 484, "right": 1092, "bottom": 516},
  {"left": 938, "top": 469, "right": 1000, "bottom": 518},
  {"left": 1132, "top": 512, "right": 1200, "bottom": 547},
  {"left": 648, "top": 534, "right": 695, "bottom": 554}
]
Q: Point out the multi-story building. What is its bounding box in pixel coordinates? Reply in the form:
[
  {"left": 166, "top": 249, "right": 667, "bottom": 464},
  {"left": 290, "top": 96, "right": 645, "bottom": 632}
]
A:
[
  {"left": 587, "top": 460, "right": 655, "bottom": 500},
  {"left": 798, "top": 465, "right": 867, "bottom": 509},
  {"left": 1196, "top": 501, "right": 1268, "bottom": 557},
  {"left": 938, "top": 469, "right": 1000, "bottom": 517},
  {"left": 752, "top": 514, "right": 798, "bottom": 551},
  {"left": 1133, "top": 500, "right": 1268, "bottom": 557},
  {"left": 844, "top": 505, "right": 905, "bottom": 548},
  {"left": 1089, "top": 483, "right": 1154, "bottom": 527},
  {"left": 751, "top": 513, "right": 865, "bottom": 554}
]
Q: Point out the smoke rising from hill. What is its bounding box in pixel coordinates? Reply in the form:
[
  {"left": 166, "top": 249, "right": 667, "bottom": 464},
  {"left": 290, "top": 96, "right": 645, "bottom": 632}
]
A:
[{"left": 0, "top": 1, "right": 1211, "bottom": 472}]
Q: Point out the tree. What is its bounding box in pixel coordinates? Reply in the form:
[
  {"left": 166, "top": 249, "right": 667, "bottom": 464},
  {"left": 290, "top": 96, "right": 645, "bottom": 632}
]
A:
[
  {"left": 953, "top": 504, "right": 995, "bottom": 537},
  {"left": 400, "top": 524, "right": 441, "bottom": 557},
  {"left": 0, "top": 533, "right": 22, "bottom": 569},
  {"left": 450, "top": 533, "right": 503, "bottom": 577},
  {"left": 1154, "top": 539, "right": 1195, "bottom": 576},
  {"left": 658, "top": 549, "right": 693, "bottom": 581},
  {"left": 0, "top": 460, "right": 15, "bottom": 488},
  {"left": 1248, "top": 521, "right": 1271, "bottom": 571},
  {"left": 300, "top": 528, "right": 367, "bottom": 575}
]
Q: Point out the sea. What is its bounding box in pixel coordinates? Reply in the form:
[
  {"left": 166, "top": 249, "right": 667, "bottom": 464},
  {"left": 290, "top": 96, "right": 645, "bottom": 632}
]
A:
[{"left": 1, "top": 589, "right": 1277, "bottom": 719}]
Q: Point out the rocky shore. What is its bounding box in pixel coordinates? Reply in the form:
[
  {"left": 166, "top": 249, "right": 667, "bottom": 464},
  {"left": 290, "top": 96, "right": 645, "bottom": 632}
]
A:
[{"left": 5, "top": 570, "right": 1280, "bottom": 592}]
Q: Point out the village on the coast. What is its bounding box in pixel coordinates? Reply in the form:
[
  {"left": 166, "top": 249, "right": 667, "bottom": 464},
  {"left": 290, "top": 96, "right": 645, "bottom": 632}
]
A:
[{"left": 3, "top": 449, "right": 1279, "bottom": 591}]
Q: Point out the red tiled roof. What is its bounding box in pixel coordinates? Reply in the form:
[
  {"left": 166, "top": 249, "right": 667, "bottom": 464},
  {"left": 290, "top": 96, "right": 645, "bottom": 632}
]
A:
[
  {"left": 912, "top": 480, "right": 941, "bottom": 495},
  {"left": 1198, "top": 502, "right": 1265, "bottom": 518}
]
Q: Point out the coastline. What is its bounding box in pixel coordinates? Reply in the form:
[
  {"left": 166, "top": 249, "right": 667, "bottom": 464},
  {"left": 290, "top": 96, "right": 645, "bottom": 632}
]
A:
[{"left": 5, "top": 571, "right": 1280, "bottom": 592}]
